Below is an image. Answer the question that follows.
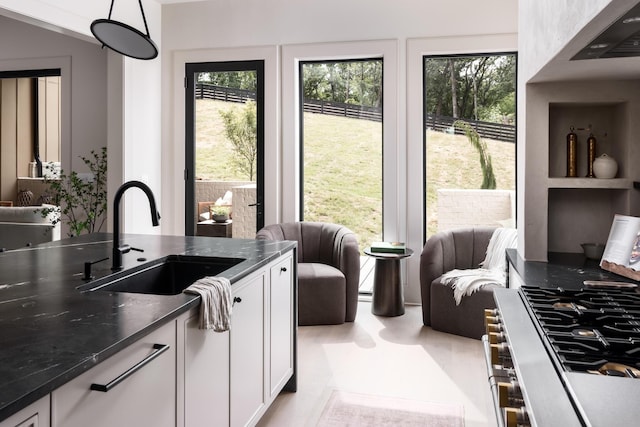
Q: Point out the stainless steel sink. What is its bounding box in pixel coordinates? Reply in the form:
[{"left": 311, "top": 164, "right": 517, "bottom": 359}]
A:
[{"left": 81, "top": 255, "right": 244, "bottom": 295}]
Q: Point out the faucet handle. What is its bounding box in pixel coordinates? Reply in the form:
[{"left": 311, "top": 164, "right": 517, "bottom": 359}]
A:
[{"left": 130, "top": 247, "right": 144, "bottom": 253}]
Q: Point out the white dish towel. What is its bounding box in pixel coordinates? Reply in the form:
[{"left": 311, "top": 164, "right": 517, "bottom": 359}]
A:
[{"left": 184, "top": 276, "right": 232, "bottom": 331}]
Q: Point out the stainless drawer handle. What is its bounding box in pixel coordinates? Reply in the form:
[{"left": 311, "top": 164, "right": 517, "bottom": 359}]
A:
[{"left": 90, "top": 343, "right": 170, "bottom": 392}]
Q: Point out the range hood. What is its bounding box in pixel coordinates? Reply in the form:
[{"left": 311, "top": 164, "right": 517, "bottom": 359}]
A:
[{"left": 572, "top": 2, "right": 640, "bottom": 60}]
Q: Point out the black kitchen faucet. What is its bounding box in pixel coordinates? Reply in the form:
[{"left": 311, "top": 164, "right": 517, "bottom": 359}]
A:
[{"left": 111, "top": 180, "right": 160, "bottom": 270}]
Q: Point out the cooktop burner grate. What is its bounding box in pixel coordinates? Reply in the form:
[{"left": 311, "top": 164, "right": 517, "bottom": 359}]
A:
[{"left": 521, "top": 285, "right": 640, "bottom": 377}]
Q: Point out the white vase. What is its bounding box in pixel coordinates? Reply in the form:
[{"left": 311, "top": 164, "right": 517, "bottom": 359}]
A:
[{"left": 593, "top": 154, "right": 618, "bottom": 179}]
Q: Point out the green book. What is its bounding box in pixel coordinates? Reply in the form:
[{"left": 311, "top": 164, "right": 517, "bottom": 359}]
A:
[{"left": 370, "top": 242, "right": 406, "bottom": 254}]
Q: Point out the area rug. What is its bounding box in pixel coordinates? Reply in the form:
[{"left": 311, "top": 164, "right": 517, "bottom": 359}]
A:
[{"left": 317, "top": 390, "right": 464, "bottom": 427}]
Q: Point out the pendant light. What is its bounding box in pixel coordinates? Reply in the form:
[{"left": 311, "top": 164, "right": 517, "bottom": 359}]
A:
[{"left": 90, "top": 0, "right": 158, "bottom": 60}]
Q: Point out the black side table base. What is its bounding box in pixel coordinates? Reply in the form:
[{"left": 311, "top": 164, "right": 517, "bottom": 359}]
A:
[{"left": 365, "top": 247, "right": 413, "bottom": 317}]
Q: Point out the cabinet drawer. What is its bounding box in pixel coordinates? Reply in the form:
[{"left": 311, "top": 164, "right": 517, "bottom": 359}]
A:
[
  {"left": 51, "top": 322, "right": 176, "bottom": 427},
  {"left": 0, "top": 396, "right": 49, "bottom": 427}
]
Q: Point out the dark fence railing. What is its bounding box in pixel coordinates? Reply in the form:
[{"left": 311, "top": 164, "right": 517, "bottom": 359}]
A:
[
  {"left": 195, "top": 84, "right": 256, "bottom": 103},
  {"left": 302, "top": 99, "right": 382, "bottom": 122},
  {"left": 425, "top": 114, "right": 515, "bottom": 143},
  {"left": 195, "top": 84, "right": 515, "bottom": 142}
]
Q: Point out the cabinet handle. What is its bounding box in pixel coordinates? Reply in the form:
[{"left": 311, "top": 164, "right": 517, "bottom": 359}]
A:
[
  {"left": 233, "top": 297, "right": 242, "bottom": 306},
  {"left": 280, "top": 267, "right": 287, "bottom": 272},
  {"left": 90, "top": 343, "right": 170, "bottom": 392}
]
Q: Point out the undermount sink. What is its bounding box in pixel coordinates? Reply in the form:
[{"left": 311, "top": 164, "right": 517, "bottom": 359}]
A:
[{"left": 81, "top": 255, "right": 244, "bottom": 295}]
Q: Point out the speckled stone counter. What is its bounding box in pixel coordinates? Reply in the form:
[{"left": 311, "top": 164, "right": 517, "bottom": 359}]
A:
[
  {"left": 506, "top": 249, "right": 627, "bottom": 290},
  {"left": 0, "top": 233, "right": 296, "bottom": 422}
]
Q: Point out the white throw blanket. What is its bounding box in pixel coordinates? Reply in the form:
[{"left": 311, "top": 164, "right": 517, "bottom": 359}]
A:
[
  {"left": 441, "top": 228, "right": 518, "bottom": 305},
  {"left": 184, "top": 276, "right": 232, "bottom": 331}
]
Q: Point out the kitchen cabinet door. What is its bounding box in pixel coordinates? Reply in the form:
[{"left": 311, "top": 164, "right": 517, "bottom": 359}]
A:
[
  {"left": 51, "top": 321, "right": 176, "bottom": 427},
  {"left": 268, "top": 253, "right": 294, "bottom": 398},
  {"left": 230, "top": 273, "right": 265, "bottom": 427},
  {"left": 0, "top": 396, "right": 49, "bottom": 427},
  {"left": 180, "top": 309, "right": 230, "bottom": 427}
]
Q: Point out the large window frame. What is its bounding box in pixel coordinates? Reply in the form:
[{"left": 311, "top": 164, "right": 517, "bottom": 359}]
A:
[
  {"left": 184, "top": 60, "right": 265, "bottom": 236},
  {"left": 282, "top": 40, "right": 399, "bottom": 241},
  {"left": 422, "top": 51, "right": 517, "bottom": 240},
  {"left": 169, "top": 46, "right": 279, "bottom": 235},
  {"left": 406, "top": 34, "right": 517, "bottom": 303}
]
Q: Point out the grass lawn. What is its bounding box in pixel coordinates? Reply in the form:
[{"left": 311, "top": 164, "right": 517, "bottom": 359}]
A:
[{"left": 196, "top": 99, "right": 516, "bottom": 251}]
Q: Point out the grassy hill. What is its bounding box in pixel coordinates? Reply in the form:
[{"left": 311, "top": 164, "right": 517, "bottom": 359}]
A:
[{"left": 196, "top": 99, "right": 516, "bottom": 248}]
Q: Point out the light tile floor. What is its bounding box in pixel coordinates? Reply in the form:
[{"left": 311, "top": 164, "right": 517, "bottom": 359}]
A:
[{"left": 257, "top": 301, "right": 496, "bottom": 427}]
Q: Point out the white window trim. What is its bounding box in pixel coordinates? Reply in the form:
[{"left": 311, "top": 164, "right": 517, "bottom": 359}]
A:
[
  {"left": 281, "top": 40, "right": 399, "bottom": 239},
  {"left": 168, "top": 45, "right": 280, "bottom": 235},
  {"left": 405, "top": 33, "right": 517, "bottom": 303}
]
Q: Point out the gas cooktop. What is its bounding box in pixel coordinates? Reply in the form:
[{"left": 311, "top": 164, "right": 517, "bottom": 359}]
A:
[
  {"left": 521, "top": 285, "right": 640, "bottom": 378},
  {"left": 488, "top": 285, "right": 640, "bottom": 427}
]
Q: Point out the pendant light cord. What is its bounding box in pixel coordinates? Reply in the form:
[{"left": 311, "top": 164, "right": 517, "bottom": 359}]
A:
[
  {"left": 138, "top": 0, "right": 152, "bottom": 37},
  {"left": 107, "top": 0, "right": 115, "bottom": 19},
  {"left": 106, "top": 0, "right": 152, "bottom": 37}
]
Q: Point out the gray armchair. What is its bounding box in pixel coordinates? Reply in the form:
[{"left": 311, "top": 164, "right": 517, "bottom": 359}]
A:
[
  {"left": 420, "top": 226, "right": 498, "bottom": 339},
  {"left": 256, "top": 222, "right": 360, "bottom": 325}
]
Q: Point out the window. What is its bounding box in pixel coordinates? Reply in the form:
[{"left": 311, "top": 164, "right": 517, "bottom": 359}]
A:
[
  {"left": 423, "top": 53, "right": 517, "bottom": 239},
  {"left": 299, "top": 59, "right": 383, "bottom": 251}
]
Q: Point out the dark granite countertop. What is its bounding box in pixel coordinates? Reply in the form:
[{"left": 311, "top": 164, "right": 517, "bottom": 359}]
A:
[
  {"left": 0, "top": 233, "right": 295, "bottom": 422},
  {"left": 506, "top": 248, "right": 633, "bottom": 290}
]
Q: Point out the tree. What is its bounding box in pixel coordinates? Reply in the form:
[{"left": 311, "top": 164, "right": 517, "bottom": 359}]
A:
[
  {"left": 425, "top": 54, "right": 516, "bottom": 123},
  {"left": 301, "top": 60, "right": 383, "bottom": 107},
  {"left": 219, "top": 101, "right": 257, "bottom": 180}
]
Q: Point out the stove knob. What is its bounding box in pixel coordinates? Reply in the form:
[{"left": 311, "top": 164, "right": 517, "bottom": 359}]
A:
[
  {"left": 486, "top": 323, "right": 503, "bottom": 333},
  {"left": 498, "top": 380, "right": 522, "bottom": 407},
  {"left": 504, "top": 406, "right": 529, "bottom": 427},
  {"left": 489, "top": 331, "right": 506, "bottom": 344},
  {"left": 484, "top": 312, "right": 501, "bottom": 334},
  {"left": 490, "top": 343, "right": 510, "bottom": 365}
]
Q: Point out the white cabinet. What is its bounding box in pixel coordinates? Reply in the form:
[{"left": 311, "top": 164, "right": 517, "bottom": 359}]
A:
[
  {"left": 178, "top": 309, "right": 230, "bottom": 427},
  {"left": 178, "top": 250, "right": 296, "bottom": 427},
  {"left": 268, "top": 253, "right": 294, "bottom": 398},
  {"left": 51, "top": 320, "right": 176, "bottom": 427},
  {"left": 230, "top": 273, "right": 266, "bottom": 427},
  {"left": 0, "top": 396, "right": 49, "bottom": 427}
]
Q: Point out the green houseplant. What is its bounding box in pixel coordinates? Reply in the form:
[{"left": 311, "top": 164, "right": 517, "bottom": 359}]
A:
[
  {"left": 210, "top": 205, "right": 230, "bottom": 222},
  {"left": 40, "top": 147, "right": 108, "bottom": 237}
]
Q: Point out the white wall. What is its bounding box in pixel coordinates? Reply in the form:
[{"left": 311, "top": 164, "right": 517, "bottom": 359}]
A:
[
  {"left": 0, "top": 0, "right": 164, "bottom": 236},
  {"left": 0, "top": 14, "right": 107, "bottom": 178},
  {"left": 162, "top": 0, "right": 518, "bottom": 303},
  {"left": 518, "top": 0, "right": 611, "bottom": 82}
]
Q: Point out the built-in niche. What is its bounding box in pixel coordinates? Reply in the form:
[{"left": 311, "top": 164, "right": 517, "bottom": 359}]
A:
[{"left": 0, "top": 69, "right": 61, "bottom": 204}]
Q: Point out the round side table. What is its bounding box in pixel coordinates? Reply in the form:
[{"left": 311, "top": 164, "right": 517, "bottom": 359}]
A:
[{"left": 364, "top": 247, "right": 414, "bottom": 316}]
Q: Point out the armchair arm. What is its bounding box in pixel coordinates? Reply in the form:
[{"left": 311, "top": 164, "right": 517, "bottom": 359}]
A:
[{"left": 333, "top": 227, "right": 360, "bottom": 322}]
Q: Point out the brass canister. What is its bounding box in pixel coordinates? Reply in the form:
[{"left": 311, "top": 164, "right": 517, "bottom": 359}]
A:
[
  {"left": 566, "top": 128, "right": 578, "bottom": 177},
  {"left": 586, "top": 133, "right": 597, "bottom": 177}
]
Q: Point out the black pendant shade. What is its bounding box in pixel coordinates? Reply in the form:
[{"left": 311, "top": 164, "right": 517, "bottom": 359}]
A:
[{"left": 90, "top": 0, "right": 158, "bottom": 60}]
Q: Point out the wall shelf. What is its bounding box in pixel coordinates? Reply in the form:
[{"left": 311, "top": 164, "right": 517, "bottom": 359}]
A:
[
  {"left": 523, "top": 80, "right": 640, "bottom": 261},
  {"left": 547, "top": 177, "right": 633, "bottom": 190}
]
